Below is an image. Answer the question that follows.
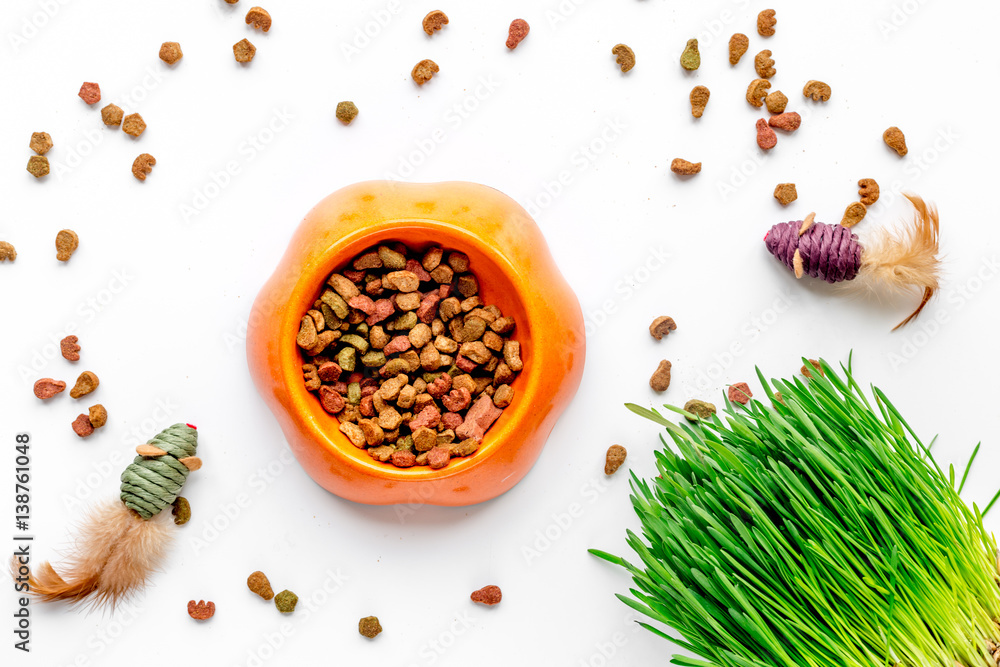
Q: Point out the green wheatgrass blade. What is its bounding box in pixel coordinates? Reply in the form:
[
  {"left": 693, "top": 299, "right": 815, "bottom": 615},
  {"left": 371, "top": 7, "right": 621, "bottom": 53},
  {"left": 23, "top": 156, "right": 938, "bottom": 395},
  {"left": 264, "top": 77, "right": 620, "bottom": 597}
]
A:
[{"left": 591, "top": 360, "right": 1000, "bottom": 667}]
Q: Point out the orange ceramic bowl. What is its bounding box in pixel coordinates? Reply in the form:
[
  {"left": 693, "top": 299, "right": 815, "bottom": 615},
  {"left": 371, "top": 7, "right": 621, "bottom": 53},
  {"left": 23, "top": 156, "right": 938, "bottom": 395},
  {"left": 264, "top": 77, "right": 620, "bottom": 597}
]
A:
[{"left": 246, "top": 181, "right": 585, "bottom": 506}]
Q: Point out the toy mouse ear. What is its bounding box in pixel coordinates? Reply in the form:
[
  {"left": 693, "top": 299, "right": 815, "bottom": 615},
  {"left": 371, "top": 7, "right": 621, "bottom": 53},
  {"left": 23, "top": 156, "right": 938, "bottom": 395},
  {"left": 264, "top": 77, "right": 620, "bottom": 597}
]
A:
[
  {"left": 137, "top": 445, "right": 167, "bottom": 457},
  {"left": 179, "top": 456, "right": 202, "bottom": 472}
]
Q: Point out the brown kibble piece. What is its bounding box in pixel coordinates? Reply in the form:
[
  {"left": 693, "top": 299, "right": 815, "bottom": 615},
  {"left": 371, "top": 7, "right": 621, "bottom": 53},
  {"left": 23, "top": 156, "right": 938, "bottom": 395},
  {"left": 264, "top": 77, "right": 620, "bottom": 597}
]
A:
[
  {"left": 30, "top": 132, "right": 53, "bottom": 155},
  {"left": 841, "top": 202, "right": 867, "bottom": 228},
  {"left": 727, "top": 383, "right": 752, "bottom": 405},
  {"left": 650, "top": 360, "right": 671, "bottom": 392},
  {"left": 72, "top": 414, "right": 95, "bottom": 438},
  {"left": 336, "top": 101, "right": 359, "bottom": 125},
  {"left": 649, "top": 316, "right": 677, "bottom": 340},
  {"left": 55, "top": 229, "right": 79, "bottom": 262},
  {"left": 773, "top": 183, "right": 797, "bottom": 206},
  {"left": 803, "top": 80, "right": 831, "bottom": 102},
  {"left": 768, "top": 112, "right": 801, "bottom": 132},
  {"left": 506, "top": 19, "right": 529, "bottom": 50},
  {"left": 247, "top": 571, "right": 274, "bottom": 600},
  {"left": 33, "top": 378, "right": 66, "bottom": 399},
  {"left": 187, "top": 600, "right": 215, "bottom": 620},
  {"left": 101, "top": 104, "right": 124, "bottom": 126},
  {"left": 729, "top": 33, "right": 749, "bottom": 65},
  {"left": 757, "top": 9, "right": 777, "bottom": 36},
  {"left": 754, "top": 50, "right": 775, "bottom": 78},
  {"left": 605, "top": 444, "right": 627, "bottom": 475},
  {"left": 412, "top": 59, "right": 439, "bottom": 85},
  {"left": 172, "top": 497, "right": 191, "bottom": 525},
  {"left": 612, "top": 44, "right": 635, "bottom": 73},
  {"left": 27, "top": 156, "right": 49, "bottom": 178},
  {"left": 756, "top": 119, "right": 777, "bottom": 150},
  {"left": 883, "top": 127, "right": 907, "bottom": 156},
  {"left": 245, "top": 6, "right": 271, "bottom": 31},
  {"left": 122, "top": 114, "right": 146, "bottom": 138},
  {"left": 670, "top": 158, "right": 701, "bottom": 176},
  {"left": 689, "top": 85, "right": 710, "bottom": 118},
  {"left": 70, "top": 371, "right": 99, "bottom": 399},
  {"left": 422, "top": 10, "right": 448, "bottom": 35},
  {"left": 88, "top": 404, "right": 108, "bottom": 428},
  {"left": 132, "top": 153, "right": 156, "bottom": 181},
  {"left": 359, "top": 616, "right": 382, "bottom": 638},
  {"left": 470, "top": 585, "right": 502, "bottom": 606},
  {"left": 746, "top": 79, "right": 771, "bottom": 108},
  {"left": 0, "top": 242, "right": 16, "bottom": 262},
  {"left": 765, "top": 91, "right": 787, "bottom": 114},
  {"left": 159, "top": 42, "right": 183, "bottom": 64},
  {"left": 234, "top": 38, "right": 256, "bottom": 63},
  {"left": 801, "top": 359, "right": 824, "bottom": 378},
  {"left": 78, "top": 82, "right": 101, "bottom": 105},
  {"left": 858, "top": 179, "right": 880, "bottom": 206}
]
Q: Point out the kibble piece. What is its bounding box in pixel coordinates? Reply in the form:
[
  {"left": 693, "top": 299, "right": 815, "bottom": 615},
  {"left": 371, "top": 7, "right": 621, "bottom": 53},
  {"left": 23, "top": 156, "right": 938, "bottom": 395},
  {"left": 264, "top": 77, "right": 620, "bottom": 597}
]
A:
[
  {"left": 757, "top": 9, "right": 777, "bottom": 36},
  {"left": 247, "top": 571, "right": 275, "bottom": 600},
  {"left": 132, "top": 153, "right": 156, "bottom": 181},
  {"left": 773, "top": 183, "right": 797, "bottom": 206},
  {"left": 122, "top": 113, "right": 146, "bottom": 138},
  {"left": 765, "top": 91, "right": 787, "bottom": 114},
  {"left": 729, "top": 33, "right": 749, "bottom": 65},
  {"left": 684, "top": 399, "right": 716, "bottom": 421},
  {"left": 649, "top": 316, "right": 677, "bottom": 340},
  {"left": 680, "top": 38, "right": 700, "bottom": 71},
  {"left": 412, "top": 59, "right": 439, "bottom": 85},
  {"left": 336, "top": 101, "right": 359, "bottom": 125},
  {"left": 101, "top": 104, "right": 124, "bottom": 126},
  {"left": 234, "top": 38, "right": 257, "bottom": 63},
  {"left": 727, "top": 383, "right": 752, "bottom": 405},
  {"left": 88, "top": 404, "right": 108, "bottom": 428},
  {"left": 506, "top": 19, "right": 529, "bottom": 50},
  {"left": 274, "top": 590, "right": 298, "bottom": 613},
  {"left": 605, "top": 444, "right": 627, "bottom": 475},
  {"left": 30, "top": 132, "right": 53, "bottom": 155},
  {"left": 801, "top": 359, "right": 824, "bottom": 378},
  {"left": 72, "top": 413, "right": 95, "bottom": 438},
  {"left": 768, "top": 112, "right": 801, "bottom": 132},
  {"left": 172, "top": 497, "right": 191, "bottom": 525},
  {"left": 756, "top": 119, "right": 777, "bottom": 150},
  {"left": 187, "top": 600, "right": 215, "bottom": 620},
  {"left": 159, "top": 42, "right": 183, "bottom": 64},
  {"left": 650, "top": 360, "right": 671, "bottom": 392},
  {"left": 492, "top": 384, "right": 514, "bottom": 408},
  {"left": 69, "top": 371, "right": 99, "bottom": 399},
  {"left": 747, "top": 79, "right": 771, "bottom": 108},
  {"left": 670, "top": 158, "right": 701, "bottom": 176},
  {"left": 55, "top": 229, "right": 79, "bottom": 262},
  {"left": 78, "top": 82, "right": 101, "bottom": 105},
  {"left": 422, "top": 10, "right": 448, "bottom": 35},
  {"left": 803, "top": 80, "right": 831, "bottom": 102},
  {"left": 841, "top": 202, "right": 867, "bottom": 228},
  {"left": 858, "top": 178, "right": 880, "bottom": 205},
  {"left": 0, "top": 242, "right": 17, "bottom": 262},
  {"left": 245, "top": 6, "right": 272, "bottom": 31},
  {"left": 33, "top": 378, "right": 66, "bottom": 399},
  {"left": 754, "top": 50, "right": 775, "bottom": 79},
  {"left": 689, "top": 85, "right": 710, "bottom": 118},
  {"left": 359, "top": 616, "right": 382, "bottom": 638},
  {"left": 883, "top": 127, "right": 907, "bottom": 156},
  {"left": 27, "top": 156, "right": 50, "bottom": 178},
  {"left": 612, "top": 44, "right": 635, "bottom": 72},
  {"left": 470, "top": 585, "right": 502, "bottom": 606}
]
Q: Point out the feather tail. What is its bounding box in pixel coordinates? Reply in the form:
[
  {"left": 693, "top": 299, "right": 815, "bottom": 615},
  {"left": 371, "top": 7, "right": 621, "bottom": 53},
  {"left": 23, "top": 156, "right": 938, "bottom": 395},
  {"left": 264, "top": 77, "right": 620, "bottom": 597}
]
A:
[
  {"left": 14, "top": 499, "right": 174, "bottom": 609},
  {"left": 851, "top": 194, "right": 941, "bottom": 330}
]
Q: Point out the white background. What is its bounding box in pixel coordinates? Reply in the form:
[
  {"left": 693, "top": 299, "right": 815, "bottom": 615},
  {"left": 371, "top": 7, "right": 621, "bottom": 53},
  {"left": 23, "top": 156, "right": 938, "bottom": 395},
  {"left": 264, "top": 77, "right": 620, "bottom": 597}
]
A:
[{"left": 3, "top": 1, "right": 1000, "bottom": 665}]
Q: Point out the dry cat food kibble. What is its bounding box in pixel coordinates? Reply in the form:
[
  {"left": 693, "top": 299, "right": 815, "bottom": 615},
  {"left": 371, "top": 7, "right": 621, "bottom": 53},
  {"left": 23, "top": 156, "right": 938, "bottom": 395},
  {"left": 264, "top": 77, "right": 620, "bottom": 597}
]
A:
[
  {"left": 670, "top": 158, "right": 701, "bottom": 176},
  {"left": 648, "top": 315, "right": 677, "bottom": 340},
  {"left": 746, "top": 79, "right": 771, "bottom": 108},
  {"left": 858, "top": 178, "right": 880, "bottom": 205},
  {"left": 122, "top": 114, "right": 146, "bottom": 138},
  {"left": 247, "top": 571, "right": 274, "bottom": 600},
  {"left": 0, "top": 242, "right": 16, "bottom": 262},
  {"left": 727, "top": 382, "right": 752, "bottom": 405},
  {"left": 30, "top": 132, "right": 53, "bottom": 155},
  {"left": 101, "top": 104, "right": 124, "bottom": 126},
  {"left": 650, "top": 360, "right": 672, "bottom": 392},
  {"left": 756, "top": 119, "right": 777, "bottom": 150},
  {"left": 841, "top": 202, "right": 867, "bottom": 228},
  {"left": 132, "top": 153, "right": 156, "bottom": 181},
  {"left": 172, "top": 496, "right": 191, "bottom": 525},
  {"left": 680, "top": 39, "right": 700, "bottom": 71},
  {"left": 803, "top": 80, "right": 832, "bottom": 102},
  {"left": 773, "top": 183, "right": 797, "bottom": 206},
  {"left": 883, "top": 126, "right": 907, "bottom": 156},
  {"left": 78, "top": 82, "right": 101, "bottom": 105},
  {"left": 359, "top": 616, "right": 383, "bottom": 638},
  {"left": 611, "top": 44, "right": 635, "bottom": 73},
  {"left": 604, "top": 445, "right": 627, "bottom": 475},
  {"left": 27, "top": 156, "right": 50, "bottom": 178},
  {"left": 187, "top": 600, "right": 215, "bottom": 620},
  {"left": 61, "top": 335, "right": 81, "bottom": 361},
  {"left": 245, "top": 6, "right": 272, "bottom": 31},
  {"left": 729, "top": 33, "right": 749, "bottom": 65},
  {"left": 754, "top": 50, "right": 775, "bottom": 79},
  {"left": 689, "top": 86, "right": 710, "bottom": 118},
  {"left": 470, "top": 585, "right": 503, "bottom": 605},
  {"left": 234, "top": 38, "right": 256, "bottom": 63},
  {"left": 684, "top": 399, "right": 716, "bottom": 421},
  {"left": 72, "top": 413, "right": 94, "bottom": 438},
  {"left": 274, "top": 589, "right": 297, "bottom": 612},
  {"left": 34, "top": 378, "right": 66, "bottom": 399},
  {"left": 506, "top": 19, "right": 529, "bottom": 50},
  {"left": 765, "top": 91, "right": 787, "bottom": 114},
  {"left": 757, "top": 9, "right": 777, "bottom": 36},
  {"left": 88, "top": 404, "right": 108, "bottom": 429},
  {"left": 422, "top": 10, "right": 448, "bottom": 35},
  {"left": 411, "top": 59, "right": 439, "bottom": 85},
  {"left": 801, "top": 359, "right": 824, "bottom": 378},
  {"left": 56, "top": 229, "right": 79, "bottom": 262},
  {"left": 336, "top": 101, "right": 359, "bottom": 125},
  {"left": 70, "top": 371, "right": 99, "bottom": 399},
  {"left": 300, "top": 244, "right": 523, "bottom": 469},
  {"left": 159, "top": 42, "right": 182, "bottom": 64},
  {"left": 768, "top": 112, "right": 801, "bottom": 132}
]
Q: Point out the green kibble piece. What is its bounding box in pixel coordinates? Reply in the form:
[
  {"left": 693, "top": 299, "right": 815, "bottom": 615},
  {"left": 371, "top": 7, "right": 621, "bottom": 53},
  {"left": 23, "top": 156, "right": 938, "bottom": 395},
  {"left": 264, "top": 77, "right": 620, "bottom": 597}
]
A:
[
  {"left": 683, "top": 399, "right": 716, "bottom": 421},
  {"left": 171, "top": 496, "right": 191, "bottom": 525},
  {"left": 680, "top": 38, "right": 700, "bottom": 71},
  {"left": 388, "top": 311, "right": 418, "bottom": 331},
  {"left": 422, "top": 372, "right": 443, "bottom": 383},
  {"left": 336, "top": 101, "right": 359, "bottom": 125},
  {"left": 397, "top": 435, "right": 414, "bottom": 451},
  {"left": 347, "top": 382, "right": 362, "bottom": 404},
  {"left": 341, "top": 334, "right": 370, "bottom": 354},
  {"left": 322, "top": 290, "right": 350, "bottom": 319},
  {"left": 359, "top": 615, "right": 382, "bottom": 638},
  {"left": 321, "top": 304, "right": 340, "bottom": 329},
  {"left": 355, "top": 322, "right": 369, "bottom": 338},
  {"left": 337, "top": 347, "right": 356, "bottom": 372},
  {"left": 274, "top": 590, "right": 298, "bottom": 613},
  {"left": 446, "top": 365, "right": 461, "bottom": 377},
  {"left": 362, "top": 350, "right": 387, "bottom": 367},
  {"left": 382, "top": 359, "right": 409, "bottom": 376},
  {"left": 377, "top": 246, "right": 406, "bottom": 270}
]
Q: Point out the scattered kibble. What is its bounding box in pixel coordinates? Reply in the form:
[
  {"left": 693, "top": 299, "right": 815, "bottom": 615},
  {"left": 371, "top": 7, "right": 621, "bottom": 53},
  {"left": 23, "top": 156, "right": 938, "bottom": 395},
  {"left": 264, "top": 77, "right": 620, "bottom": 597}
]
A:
[
  {"left": 757, "top": 9, "right": 777, "bottom": 36},
  {"left": 801, "top": 359, "right": 824, "bottom": 378},
  {"left": 765, "top": 91, "right": 788, "bottom": 114},
  {"left": 187, "top": 600, "right": 215, "bottom": 620},
  {"left": 30, "top": 132, "right": 53, "bottom": 155},
  {"left": 101, "top": 104, "right": 124, "bottom": 126},
  {"left": 34, "top": 378, "right": 66, "bottom": 400},
  {"left": 245, "top": 6, "right": 272, "bottom": 31},
  {"left": 0, "top": 242, "right": 16, "bottom": 262},
  {"left": 605, "top": 445, "right": 627, "bottom": 475},
  {"left": 746, "top": 78, "right": 771, "bottom": 107},
  {"left": 670, "top": 158, "right": 701, "bottom": 176},
  {"left": 727, "top": 383, "right": 753, "bottom": 405},
  {"left": 611, "top": 44, "right": 635, "bottom": 73},
  {"left": 247, "top": 571, "right": 274, "bottom": 600},
  {"left": 122, "top": 113, "right": 146, "bottom": 138},
  {"left": 132, "top": 153, "right": 156, "bottom": 181},
  {"left": 72, "top": 413, "right": 94, "bottom": 438},
  {"left": 684, "top": 399, "right": 716, "bottom": 421},
  {"left": 689, "top": 85, "right": 710, "bottom": 118},
  {"left": 470, "top": 585, "right": 503, "bottom": 605},
  {"left": 27, "top": 156, "right": 50, "bottom": 178},
  {"left": 506, "top": 19, "right": 529, "bottom": 50},
  {"left": 841, "top": 202, "right": 867, "bottom": 228},
  {"left": 78, "top": 82, "right": 101, "bottom": 105},
  {"left": 422, "top": 10, "right": 448, "bottom": 35},
  {"left": 754, "top": 50, "right": 776, "bottom": 79},
  {"left": 650, "top": 360, "right": 672, "bottom": 392},
  {"left": 359, "top": 616, "right": 382, "bottom": 638},
  {"left": 858, "top": 178, "right": 880, "bottom": 205},
  {"left": 69, "top": 371, "right": 99, "bottom": 399},
  {"left": 336, "top": 101, "right": 359, "bottom": 125},
  {"left": 274, "top": 589, "right": 298, "bottom": 613},
  {"left": 649, "top": 316, "right": 677, "bottom": 340},
  {"left": 803, "top": 80, "right": 831, "bottom": 102},
  {"left": 768, "top": 112, "right": 801, "bottom": 132},
  {"left": 88, "top": 404, "right": 108, "bottom": 429},
  {"left": 773, "top": 183, "right": 798, "bottom": 206},
  {"left": 729, "top": 33, "right": 749, "bottom": 65},
  {"left": 412, "top": 58, "right": 439, "bottom": 84},
  {"left": 680, "top": 38, "right": 700, "bottom": 71},
  {"left": 883, "top": 126, "right": 907, "bottom": 156},
  {"left": 172, "top": 496, "right": 191, "bottom": 525},
  {"left": 159, "top": 41, "right": 183, "bottom": 64},
  {"left": 55, "top": 229, "right": 79, "bottom": 262},
  {"left": 234, "top": 38, "right": 257, "bottom": 63},
  {"left": 756, "top": 119, "right": 777, "bottom": 150}
]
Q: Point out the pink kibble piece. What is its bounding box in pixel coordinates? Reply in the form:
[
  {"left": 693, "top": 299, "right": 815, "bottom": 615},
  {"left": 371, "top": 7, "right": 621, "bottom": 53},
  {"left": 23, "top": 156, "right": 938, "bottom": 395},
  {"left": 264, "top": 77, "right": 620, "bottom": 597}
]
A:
[
  {"left": 727, "top": 382, "right": 753, "bottom": 405},
  {"left": 756, "top": 119, "right": 777, "bottom": 150}
]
